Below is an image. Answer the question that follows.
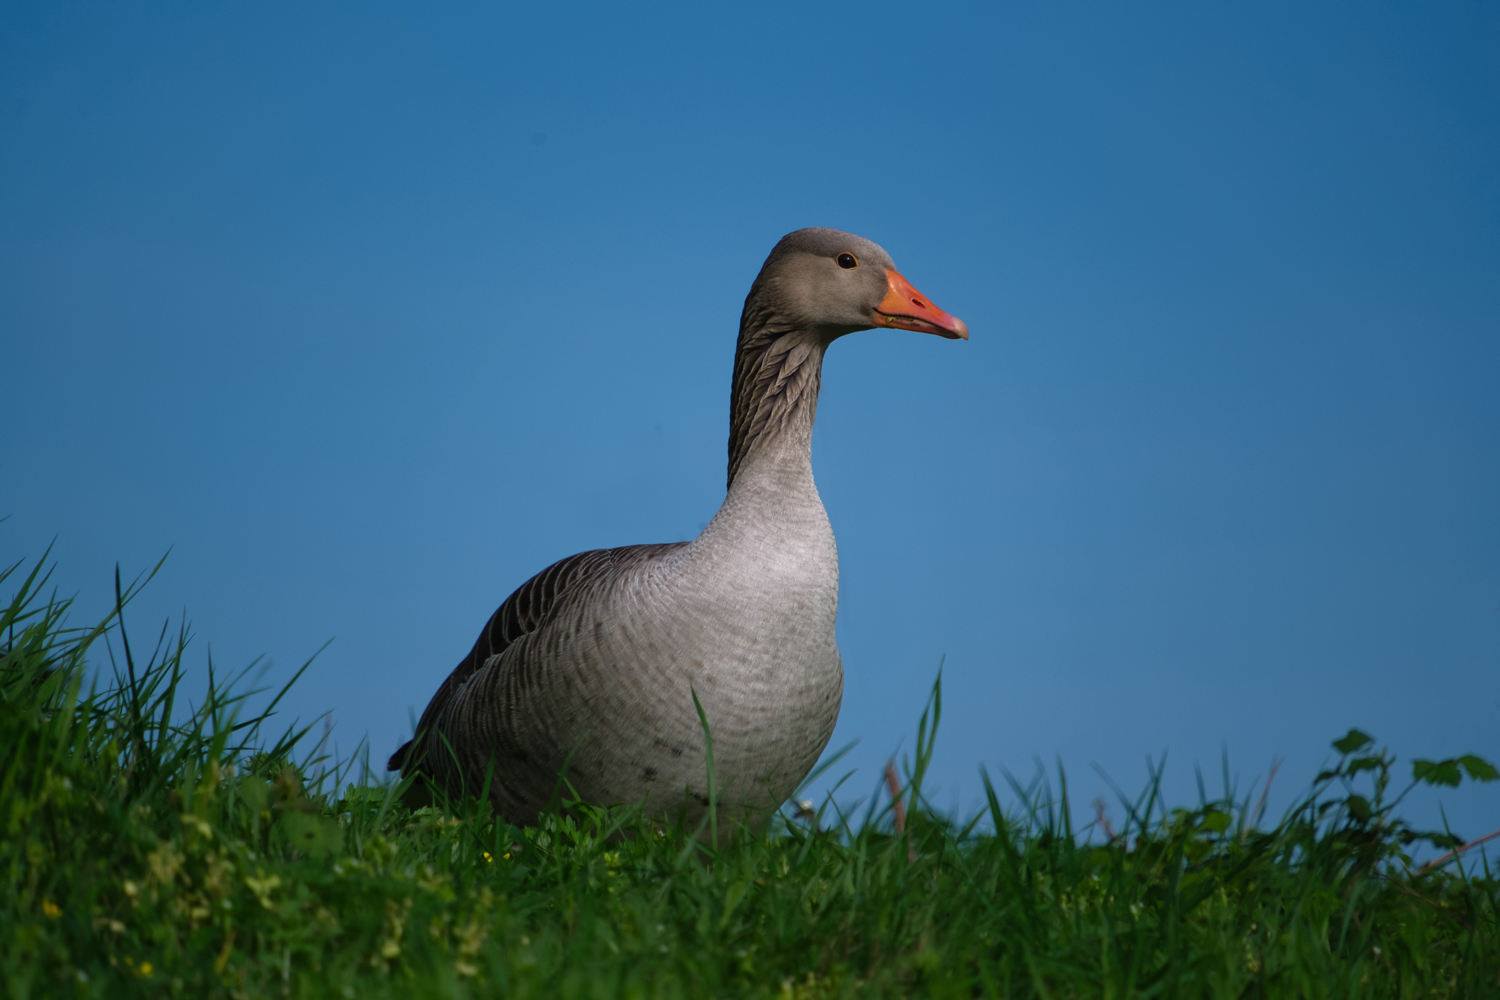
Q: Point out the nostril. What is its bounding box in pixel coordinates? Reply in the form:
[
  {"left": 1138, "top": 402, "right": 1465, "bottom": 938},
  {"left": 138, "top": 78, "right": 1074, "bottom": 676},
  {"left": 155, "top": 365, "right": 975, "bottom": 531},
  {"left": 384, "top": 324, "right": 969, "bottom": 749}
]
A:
[{"left": 912, "top": 299, "right": 925, "bottom": 308}]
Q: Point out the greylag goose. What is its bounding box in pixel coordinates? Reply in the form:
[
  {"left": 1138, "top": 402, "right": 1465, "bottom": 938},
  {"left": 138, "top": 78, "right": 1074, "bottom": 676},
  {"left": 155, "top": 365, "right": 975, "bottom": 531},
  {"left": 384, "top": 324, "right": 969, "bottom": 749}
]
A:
[{"left": 389, "top": 228, "right": 967, "bottom": 827}]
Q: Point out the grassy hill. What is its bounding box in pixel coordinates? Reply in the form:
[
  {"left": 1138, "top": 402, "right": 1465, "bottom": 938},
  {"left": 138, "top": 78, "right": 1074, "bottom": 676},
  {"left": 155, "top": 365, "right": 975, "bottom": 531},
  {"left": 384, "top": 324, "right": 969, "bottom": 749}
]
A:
[{"left": 3, "top": 552, "right": 1497, "bottom": 998}]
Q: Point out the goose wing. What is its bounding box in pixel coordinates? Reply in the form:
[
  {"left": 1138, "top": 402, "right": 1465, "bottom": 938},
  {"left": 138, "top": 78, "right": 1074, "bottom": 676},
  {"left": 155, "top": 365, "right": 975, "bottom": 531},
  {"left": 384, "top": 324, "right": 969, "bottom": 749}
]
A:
[{"left": 387, "top": 543, "right": 687, "bottom": 772}]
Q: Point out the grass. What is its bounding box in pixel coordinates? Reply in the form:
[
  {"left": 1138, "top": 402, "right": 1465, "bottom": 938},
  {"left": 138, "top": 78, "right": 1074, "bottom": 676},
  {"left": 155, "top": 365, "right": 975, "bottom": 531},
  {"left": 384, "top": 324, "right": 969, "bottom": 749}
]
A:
[{"left": 3, "top": 550, "right": 1498, "bottom": 998}]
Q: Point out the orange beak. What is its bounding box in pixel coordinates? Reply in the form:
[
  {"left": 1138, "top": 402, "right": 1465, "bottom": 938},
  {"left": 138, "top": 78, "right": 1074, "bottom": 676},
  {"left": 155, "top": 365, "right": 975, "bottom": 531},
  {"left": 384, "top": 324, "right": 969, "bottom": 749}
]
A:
[{"left": 873, "top": 269, "right": 968, "bottom": 340}]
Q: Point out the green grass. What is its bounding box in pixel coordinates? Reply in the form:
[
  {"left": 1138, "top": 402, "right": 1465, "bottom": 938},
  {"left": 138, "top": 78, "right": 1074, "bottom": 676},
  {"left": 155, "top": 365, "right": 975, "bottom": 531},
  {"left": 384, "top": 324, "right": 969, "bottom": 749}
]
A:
[{"left": 3, "top": 551, "right": 1498, "bottom": 998}]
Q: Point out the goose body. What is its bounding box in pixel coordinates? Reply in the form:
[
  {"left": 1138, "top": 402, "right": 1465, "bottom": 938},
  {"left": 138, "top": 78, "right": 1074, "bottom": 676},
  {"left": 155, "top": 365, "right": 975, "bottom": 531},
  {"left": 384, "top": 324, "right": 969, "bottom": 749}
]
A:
[{"left": 391, "top": 228, "right": 966, "bottom": 826}]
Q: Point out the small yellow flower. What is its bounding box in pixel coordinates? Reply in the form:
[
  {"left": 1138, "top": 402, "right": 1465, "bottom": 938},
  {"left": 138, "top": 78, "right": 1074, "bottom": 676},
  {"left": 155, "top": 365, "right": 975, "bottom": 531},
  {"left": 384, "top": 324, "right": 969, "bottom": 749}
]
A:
[
  {"left": 483, "top": 852, "right": 493, "bottom": 864},
  {"left": 244, "top": 873, "right": 282, "bottom": 910},
  {"left": 42, "top": 899, "right": 62, "bottom": 918},
  {"left": 136, "top": 961, "right": 153, "bottom": 978},
  {"left": 180, "top": 813, "right": 214, "bottom": 840}
]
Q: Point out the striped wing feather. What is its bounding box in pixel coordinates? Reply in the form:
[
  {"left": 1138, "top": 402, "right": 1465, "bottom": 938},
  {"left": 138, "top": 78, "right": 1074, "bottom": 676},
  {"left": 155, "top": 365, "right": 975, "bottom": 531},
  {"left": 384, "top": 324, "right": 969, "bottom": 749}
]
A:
[{"left": 387, "top": 543, "right": 686, "bottom": 773}]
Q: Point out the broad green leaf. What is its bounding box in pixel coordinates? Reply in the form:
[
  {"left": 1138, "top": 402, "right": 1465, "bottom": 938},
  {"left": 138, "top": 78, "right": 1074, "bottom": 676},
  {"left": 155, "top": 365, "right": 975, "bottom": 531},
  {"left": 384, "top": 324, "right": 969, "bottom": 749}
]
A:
[
  {"left": 1346, "top": 756, "right": 1382, "bottom": 776},
  {"left": 238, "top": 775, "right": 271, "bottom": 812},
  {"left": 1346, "top": 795, "right": 1371, "bottom": 821},
  {"left": 1332, "top": 729, "right": 1374, "bottom": 755},
  {"left": 1412, "top": 759, "right": 1463, "bottom": 787},
  {"left": 1459, "top": 755, "right": 1499, "bottom": 783},
  {"left": 1413, "top": 830, "right": 1465, "bottom": 850},
  {"left": 1201, "top": 809, "right": 1231, "bottom": 834},
  {"left": 278, "top": 811, "right": 343, "bottom": 859}
]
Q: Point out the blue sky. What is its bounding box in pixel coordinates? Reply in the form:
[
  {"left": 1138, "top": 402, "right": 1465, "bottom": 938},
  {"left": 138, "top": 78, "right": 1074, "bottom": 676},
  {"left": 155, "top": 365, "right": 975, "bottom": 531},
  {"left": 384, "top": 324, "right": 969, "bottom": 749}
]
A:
[{"left": 4, "top": 1, "right": 1497, "bottom": 837}]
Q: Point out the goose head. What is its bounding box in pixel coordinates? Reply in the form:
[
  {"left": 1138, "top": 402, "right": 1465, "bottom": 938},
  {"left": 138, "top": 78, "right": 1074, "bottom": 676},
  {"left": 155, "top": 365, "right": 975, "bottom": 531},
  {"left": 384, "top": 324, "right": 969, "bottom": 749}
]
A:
[{"left": 748, "top": 227, "right": 968, "bottom": 342}]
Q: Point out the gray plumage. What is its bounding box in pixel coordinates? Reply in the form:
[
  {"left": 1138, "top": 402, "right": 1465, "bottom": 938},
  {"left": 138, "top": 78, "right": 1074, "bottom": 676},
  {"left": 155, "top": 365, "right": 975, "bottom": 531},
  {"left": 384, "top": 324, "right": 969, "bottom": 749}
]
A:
[{"left": 390, "top": 228, "right": 966, "bottom": 828}]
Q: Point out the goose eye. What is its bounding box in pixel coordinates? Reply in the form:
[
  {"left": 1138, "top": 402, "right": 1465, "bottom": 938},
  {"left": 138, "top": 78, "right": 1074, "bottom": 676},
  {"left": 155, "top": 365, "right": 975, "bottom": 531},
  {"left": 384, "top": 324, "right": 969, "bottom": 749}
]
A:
[{"left": 836, "top": 253, "right": 858, "bottom": 269}]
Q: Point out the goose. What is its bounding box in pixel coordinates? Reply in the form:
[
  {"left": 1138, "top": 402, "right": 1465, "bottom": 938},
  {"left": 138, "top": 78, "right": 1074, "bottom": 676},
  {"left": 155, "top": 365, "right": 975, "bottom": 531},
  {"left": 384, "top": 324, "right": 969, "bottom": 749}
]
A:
[{"left": 389, "top": 227, "right": 967, "bottom": 827}]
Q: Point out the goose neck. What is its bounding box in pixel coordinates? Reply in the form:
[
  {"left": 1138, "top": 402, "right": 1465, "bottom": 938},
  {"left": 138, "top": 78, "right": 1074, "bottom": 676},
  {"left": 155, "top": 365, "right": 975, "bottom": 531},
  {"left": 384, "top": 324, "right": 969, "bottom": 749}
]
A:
[{"left": 725, "top": 329, "right": 827, "bottom": 492}]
